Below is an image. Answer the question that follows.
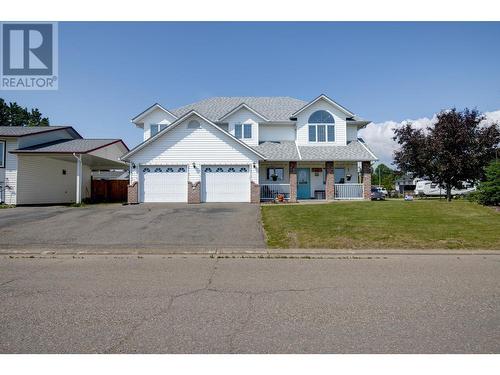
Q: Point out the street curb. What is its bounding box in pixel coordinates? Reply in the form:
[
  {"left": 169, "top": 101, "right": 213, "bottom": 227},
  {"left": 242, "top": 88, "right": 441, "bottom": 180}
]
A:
[{"left": 1, "top": 247, "right": 499, "bottom": 256}]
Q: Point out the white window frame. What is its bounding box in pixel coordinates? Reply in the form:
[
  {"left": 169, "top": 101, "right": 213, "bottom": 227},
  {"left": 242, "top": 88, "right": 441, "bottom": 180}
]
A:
[
  {"left": 235, "top": 123, "right": 243, "bottom": 139},
  {"left": 308, "top": 124, "right": 335, "bottom": 143},
  {"left": 243, "top": 123, "right": 252, "bottom": 139},
  {"left": 267, "top": 167, "right": 284, "bottom": 181},
  {"left": 0, "top": 140, "right": 5, "bottom": 168},
  {"left": 150, "top": 123, "right": 168, "bottom": 137}
]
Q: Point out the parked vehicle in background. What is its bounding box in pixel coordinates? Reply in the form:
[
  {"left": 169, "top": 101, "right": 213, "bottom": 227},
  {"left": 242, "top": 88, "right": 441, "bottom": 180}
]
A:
[
  {"left": 371, "top": 187, "right": 385, "bottom": 200},
  {"left": 414, "top": 180, "right": 476, "bottom": 197},
  {"left": 375, "top": 186, "right": 388, "bottom": 196}
]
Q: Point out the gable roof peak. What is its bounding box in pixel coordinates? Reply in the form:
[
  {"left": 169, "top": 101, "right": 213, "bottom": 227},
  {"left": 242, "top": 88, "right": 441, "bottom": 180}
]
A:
[
  {"left": 122, "top": 109, "right": 265, "bottom": 161},
  {"left": 290, "top": 94, "right": 355, "bottom": 118},
  {"left": 131, "top": 102, "right": 178, "bottom": 124}
]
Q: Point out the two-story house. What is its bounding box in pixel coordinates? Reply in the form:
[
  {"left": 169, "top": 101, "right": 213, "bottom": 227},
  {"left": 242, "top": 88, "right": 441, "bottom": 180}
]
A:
[{"left": 122, "top": 94, "right": 378, "bottom": 203}]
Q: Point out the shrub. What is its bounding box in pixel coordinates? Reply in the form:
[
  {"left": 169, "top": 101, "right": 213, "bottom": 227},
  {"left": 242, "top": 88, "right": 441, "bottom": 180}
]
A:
[{"left": 476, "top": 161, "right": 500, "bottom": 206}]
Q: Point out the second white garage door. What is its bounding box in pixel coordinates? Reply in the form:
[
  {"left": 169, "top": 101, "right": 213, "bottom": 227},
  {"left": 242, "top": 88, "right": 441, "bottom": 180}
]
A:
[
  {"left": 202, "top": 165, "right": 251, "bottom": 202},
  {"left": 140, "top": 165, "right": 188, "bottom": 202}
]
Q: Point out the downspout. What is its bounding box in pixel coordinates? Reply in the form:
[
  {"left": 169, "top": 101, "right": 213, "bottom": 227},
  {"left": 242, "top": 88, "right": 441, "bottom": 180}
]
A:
[{"left": 72, "top": 153, "right": 83, "bottom": 204}]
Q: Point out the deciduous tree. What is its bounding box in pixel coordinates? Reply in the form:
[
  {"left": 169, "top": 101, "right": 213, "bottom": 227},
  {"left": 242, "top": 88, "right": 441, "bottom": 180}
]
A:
[{"left": 393, "top": 108, "right": 499, "bottom": 201}]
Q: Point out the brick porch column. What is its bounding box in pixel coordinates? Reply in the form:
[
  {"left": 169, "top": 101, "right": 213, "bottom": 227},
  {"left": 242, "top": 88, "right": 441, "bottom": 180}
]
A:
[
  {"left": 250, "top": 181, "right": 260, "bottom": 203},
  {"left": 362, "top": 161, "right": 372, "bottom": 200},
  {"left": 188, "top": 181, "right": 201, "bottom": 203},
  {"left": 325, "top": 161, "right": 335, "bottom": 200},
  {"left": 289, "top": 161, "right": 297, "bottom": 203},
  {"left": 127, "top": 182, "right": 138, "bottom": 204}
]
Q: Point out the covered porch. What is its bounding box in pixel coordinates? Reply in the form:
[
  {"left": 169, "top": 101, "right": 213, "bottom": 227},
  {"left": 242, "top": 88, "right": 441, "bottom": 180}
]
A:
[{"left": 259, "top": 160, "right": 372, "bottom": 202}]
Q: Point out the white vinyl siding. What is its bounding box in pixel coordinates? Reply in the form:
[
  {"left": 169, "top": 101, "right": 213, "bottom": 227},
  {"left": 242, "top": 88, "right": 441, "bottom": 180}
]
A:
[
  {"left": 16, "top": 155, "right": 91, "bottom": 205},
  {"left": 259, "top": 124, "right": 295, "bottom": 142},
  {"left": 0, "top": 140, "right": 5, "bottom": 168},
  {"left": 2, "top": 139, "right": 18, "bottom": 205},
  {"left": 346, "top": 125, "right": 358, "bottom": 141},
  {"left": 225, "top": 108, "right": 260, "bottom": 146},
  {"left": 296, "top": 100, "right": 347, "bottom": 146},
  {"left": 140, "top": 108, "right": 177, "bottom": 140},
  {"left": 129, "top": 115, "right": 260, "bottom": 189}
]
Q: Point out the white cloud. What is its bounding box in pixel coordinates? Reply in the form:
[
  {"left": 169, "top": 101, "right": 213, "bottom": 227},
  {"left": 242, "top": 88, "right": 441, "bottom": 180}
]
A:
[{"left": 359, "top": 110, "right": 500, "bottom": 168}]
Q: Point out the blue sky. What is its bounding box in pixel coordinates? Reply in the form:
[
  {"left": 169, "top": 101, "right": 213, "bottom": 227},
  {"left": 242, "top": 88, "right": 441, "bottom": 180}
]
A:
[{"left": 2, "top": 22, "right": 500, "bottom": 160}]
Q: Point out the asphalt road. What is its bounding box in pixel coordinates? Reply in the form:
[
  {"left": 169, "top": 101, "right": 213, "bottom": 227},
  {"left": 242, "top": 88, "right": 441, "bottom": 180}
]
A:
[
  {"left": 0, "top": 254, "right": 498, "bottom": 353},
  {"left": 0, "top": 204, "right": 265, "bottom": 250}
]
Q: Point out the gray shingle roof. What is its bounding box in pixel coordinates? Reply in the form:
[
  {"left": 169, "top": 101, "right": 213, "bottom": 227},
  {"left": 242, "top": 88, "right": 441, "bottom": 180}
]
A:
[
  {"left": 252, "top": 139, "right": 377, "bottom": 161},
  {"left": 252, "top": 141, "right": 300, "bottom": 161},
  {"left": 12, "top": 139, "right": 123, "bottom": 154},
  {"left": 0, "top": 126, "right": 76, "bottom": 137},
  {"left": 298, "top": 140, "right": 377, "bottom": 161},
  {"left": 172, "top": 97, "right": 307, "bottom": 122}
]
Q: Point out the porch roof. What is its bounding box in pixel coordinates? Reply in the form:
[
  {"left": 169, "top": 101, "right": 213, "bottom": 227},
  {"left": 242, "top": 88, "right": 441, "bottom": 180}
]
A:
[
  {"left": 253, "top": 139, "right": 377, "bottom": 161},
  {"left": 298, "top": 140, "right": 377, "bottom": 161},
  {"left": 252, "top": 141, "right": 300, "bottom": 161}
]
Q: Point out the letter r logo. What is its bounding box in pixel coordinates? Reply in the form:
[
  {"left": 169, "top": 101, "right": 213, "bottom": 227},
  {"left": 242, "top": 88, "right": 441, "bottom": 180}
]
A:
[{"left": 2, "top": 23, "right": 53, "bottom": 76}]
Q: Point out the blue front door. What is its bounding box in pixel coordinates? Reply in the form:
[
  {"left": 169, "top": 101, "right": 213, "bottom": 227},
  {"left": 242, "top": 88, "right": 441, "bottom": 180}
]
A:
[{"left": 297, "top": 168, "right": 310, "bottom": 199}]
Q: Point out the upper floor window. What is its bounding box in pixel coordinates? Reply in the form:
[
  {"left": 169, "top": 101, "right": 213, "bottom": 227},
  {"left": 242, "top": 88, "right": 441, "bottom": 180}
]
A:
[
  {"left": 308, "top": 110, "right": 335, "bottom": 142},
  {"left": 150, "top": 123, "right": 167, "bottom": 137},
  {"left": 235, "top": 123, "right": 252, "bottom": 139},
  {"left": 0, "top": 140, "right": 5, "bottom": 168}
]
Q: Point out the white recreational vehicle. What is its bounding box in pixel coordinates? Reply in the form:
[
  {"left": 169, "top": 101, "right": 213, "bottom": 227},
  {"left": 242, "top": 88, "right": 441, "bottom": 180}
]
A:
[{"left": 414, "top": 179, "right": 476, "bottom": 197}]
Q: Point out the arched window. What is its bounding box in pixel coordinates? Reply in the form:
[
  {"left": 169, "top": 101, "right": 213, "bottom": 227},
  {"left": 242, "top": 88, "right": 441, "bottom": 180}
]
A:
[
  {"left": 308, "top": 110, "right": 335, "bottom": 142},
  {"left": 308, "top": 110, "right": 335, "bottom": 124}
]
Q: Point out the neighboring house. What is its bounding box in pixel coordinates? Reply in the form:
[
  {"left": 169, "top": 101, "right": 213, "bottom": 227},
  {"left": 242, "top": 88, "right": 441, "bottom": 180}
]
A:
[
  {"left": 394, "top": 173, "right": 416, "bottom": 194},
  {"left": 0, "top": 126, "right": 128, "bottom": 205},
  {"left": 122, "top": 94, "right": 378, "bottom": 204}
]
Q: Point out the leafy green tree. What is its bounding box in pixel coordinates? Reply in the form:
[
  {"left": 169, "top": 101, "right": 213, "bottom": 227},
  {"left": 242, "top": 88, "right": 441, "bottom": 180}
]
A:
[
  {"left": 372, "top": 163, "right": 397, "bottom": 191},
  {"left": 394, "top": 108, "right": 499, "bottom": 201},
  {"left": 476, "top": 161, "right": 500, "bottom": 206},
  {"left": 0, "top": 98, "right": 49, "bottom": 127}
]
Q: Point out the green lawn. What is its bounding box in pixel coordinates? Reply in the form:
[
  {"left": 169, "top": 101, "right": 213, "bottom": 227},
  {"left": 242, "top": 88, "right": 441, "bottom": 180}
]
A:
[{"left": 261, "top": 200, "right": 500, "bottom": 249}]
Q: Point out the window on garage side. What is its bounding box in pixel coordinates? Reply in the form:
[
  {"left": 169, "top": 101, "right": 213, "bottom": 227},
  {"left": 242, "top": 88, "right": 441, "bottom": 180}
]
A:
[{"left": 0, "top": 140, "right": 5, "bottom": 168}]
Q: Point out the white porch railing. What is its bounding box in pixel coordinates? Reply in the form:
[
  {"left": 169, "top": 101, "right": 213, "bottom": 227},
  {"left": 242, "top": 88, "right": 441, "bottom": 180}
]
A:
[
  {"left": 260, "top": 183, "right": 291, "bottom": 201},
  {"left": 335, "top": 183, "right": 364, "bottom": 200}
]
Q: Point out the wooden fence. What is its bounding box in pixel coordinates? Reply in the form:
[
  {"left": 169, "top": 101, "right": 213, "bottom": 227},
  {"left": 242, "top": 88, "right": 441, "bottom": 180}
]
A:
[{"left": 91, "top": 179, "right": 128, "bottom": 203}]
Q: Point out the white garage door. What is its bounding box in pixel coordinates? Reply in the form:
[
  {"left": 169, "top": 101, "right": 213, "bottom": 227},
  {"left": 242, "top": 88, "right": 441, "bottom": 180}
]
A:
[
  {"left": 140, "top": 165, "right": 187, "bottom": 203},
  {"left": 202, "top": 165, "right": 250, "bottom": 202}
]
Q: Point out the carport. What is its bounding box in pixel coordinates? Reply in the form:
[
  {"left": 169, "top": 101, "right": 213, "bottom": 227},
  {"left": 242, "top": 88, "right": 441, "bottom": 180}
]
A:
[{"left": 11, "top": 139, "right": 129, "bottom": 205}]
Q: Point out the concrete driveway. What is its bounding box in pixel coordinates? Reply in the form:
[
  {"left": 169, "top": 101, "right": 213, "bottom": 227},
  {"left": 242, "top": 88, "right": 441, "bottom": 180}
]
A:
[{"left": 0, "top": 204, "right": 266, "bottom": 251}]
